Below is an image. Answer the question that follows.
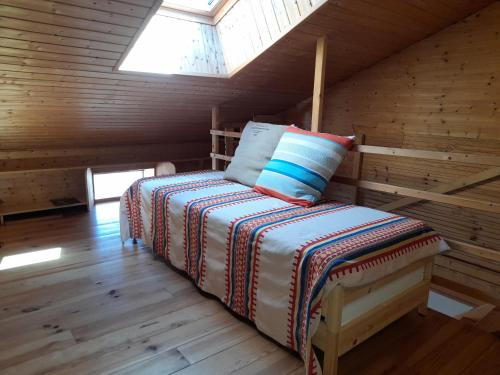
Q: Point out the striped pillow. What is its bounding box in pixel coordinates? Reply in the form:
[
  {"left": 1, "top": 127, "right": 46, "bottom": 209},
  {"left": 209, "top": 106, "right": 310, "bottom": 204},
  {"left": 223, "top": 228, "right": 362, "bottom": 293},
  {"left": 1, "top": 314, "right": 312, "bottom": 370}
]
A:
[{"left": 254, "top": 126, "right": 354, "bottom": 207}]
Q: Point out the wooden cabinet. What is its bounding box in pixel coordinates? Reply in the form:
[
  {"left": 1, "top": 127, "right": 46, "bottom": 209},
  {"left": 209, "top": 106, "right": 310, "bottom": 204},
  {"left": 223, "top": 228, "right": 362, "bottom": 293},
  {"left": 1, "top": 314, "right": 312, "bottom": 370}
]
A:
[{"left": 0, "top": 168, "right": 92, "bottom": 224}]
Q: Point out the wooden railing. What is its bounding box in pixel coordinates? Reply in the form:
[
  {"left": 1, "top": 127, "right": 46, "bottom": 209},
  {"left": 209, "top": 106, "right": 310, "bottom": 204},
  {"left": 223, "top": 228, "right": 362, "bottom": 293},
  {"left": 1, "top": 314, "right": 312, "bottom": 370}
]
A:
[
  {"left": 209, "top": 128, "right": 500, "bottom": 265},
  {"left": 209, "top": 128, "right": 500, "bottom": 211}
]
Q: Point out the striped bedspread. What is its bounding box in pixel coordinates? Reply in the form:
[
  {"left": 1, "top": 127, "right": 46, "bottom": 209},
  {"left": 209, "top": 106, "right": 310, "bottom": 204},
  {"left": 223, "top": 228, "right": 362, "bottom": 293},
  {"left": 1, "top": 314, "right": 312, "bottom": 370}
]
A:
[{"left": 120, "top": 171, "right": 443, "bottom": 374}]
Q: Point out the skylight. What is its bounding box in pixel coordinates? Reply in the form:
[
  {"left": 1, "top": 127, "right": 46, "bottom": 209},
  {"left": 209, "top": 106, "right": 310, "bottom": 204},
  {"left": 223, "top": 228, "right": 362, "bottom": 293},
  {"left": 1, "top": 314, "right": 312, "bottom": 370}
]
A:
[
  {"left": 119, "top": 14, "right": 193, "bottom": 75},
  {"left": 119, "top": 0, "right": 229, "bottom": 76},
  {"left": 119, "top": 0, "right": 318, "bottom": 76}
]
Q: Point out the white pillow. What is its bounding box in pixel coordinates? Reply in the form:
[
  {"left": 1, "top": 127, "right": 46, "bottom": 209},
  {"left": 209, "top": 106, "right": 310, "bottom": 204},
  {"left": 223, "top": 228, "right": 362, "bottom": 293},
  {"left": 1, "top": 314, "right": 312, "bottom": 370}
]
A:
[{"left": 224, "top": 121, "right": 287, "bottom": 187}]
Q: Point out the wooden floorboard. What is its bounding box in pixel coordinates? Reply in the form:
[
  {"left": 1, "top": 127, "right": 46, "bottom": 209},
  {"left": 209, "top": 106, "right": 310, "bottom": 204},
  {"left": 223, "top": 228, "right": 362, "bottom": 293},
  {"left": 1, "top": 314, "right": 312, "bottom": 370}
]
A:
[{"left": 0, "top": 202, "right": 498, "bottom": 375}]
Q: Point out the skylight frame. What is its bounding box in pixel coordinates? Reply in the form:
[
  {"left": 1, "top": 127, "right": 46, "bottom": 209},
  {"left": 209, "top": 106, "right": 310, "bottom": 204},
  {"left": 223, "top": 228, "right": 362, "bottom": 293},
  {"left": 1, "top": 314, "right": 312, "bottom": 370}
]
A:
[
  {"left": 115, "top": 0, "right": 235, "bottom": 76},
  {"left": 161, "top": 0, "right": 230, "bottom": 18}
]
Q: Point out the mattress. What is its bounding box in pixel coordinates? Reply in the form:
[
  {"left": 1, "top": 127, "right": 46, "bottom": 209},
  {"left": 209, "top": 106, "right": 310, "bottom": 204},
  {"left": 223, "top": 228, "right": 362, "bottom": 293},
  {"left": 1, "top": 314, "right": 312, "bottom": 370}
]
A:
[{"left": 120, "top": 171, "right": 445, "bottom": 374}]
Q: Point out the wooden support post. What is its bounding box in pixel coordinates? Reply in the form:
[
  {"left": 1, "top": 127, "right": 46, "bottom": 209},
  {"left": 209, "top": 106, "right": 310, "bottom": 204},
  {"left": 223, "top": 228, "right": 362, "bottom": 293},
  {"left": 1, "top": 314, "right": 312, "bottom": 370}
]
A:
[
  {"left": 311, "top": 36, "right": 327, "bottom": 132},
  {"left": 85, "top": 168, "right": 94, "bottom": 211},
  {"left": 323, "top": 284, "right": 344, "bottom": 375},
  {"left": 418, "top": 259, "right": 433, "bottom": 316},
  {"left": 224, "top": 126, "right": 237, "bottom": 169},
  {"left": 351, "top": 134, "right": 365, "bottom": 205},
  {"left": 211, "top": 106, "right": 220, "bottom": 170}
]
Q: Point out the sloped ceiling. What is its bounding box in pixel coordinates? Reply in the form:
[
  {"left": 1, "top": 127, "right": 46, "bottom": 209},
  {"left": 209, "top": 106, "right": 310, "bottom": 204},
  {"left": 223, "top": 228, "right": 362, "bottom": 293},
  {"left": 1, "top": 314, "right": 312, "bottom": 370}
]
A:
[{"left": 0, "top": 0, "right": 495, "bottom": 150}]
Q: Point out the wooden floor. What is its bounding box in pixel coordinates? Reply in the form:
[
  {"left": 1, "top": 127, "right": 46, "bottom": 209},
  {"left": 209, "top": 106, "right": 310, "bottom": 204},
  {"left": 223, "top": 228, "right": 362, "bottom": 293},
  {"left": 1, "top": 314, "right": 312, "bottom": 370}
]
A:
[{"left": 0, "top": 202, "right": 498, "bottom": 375}]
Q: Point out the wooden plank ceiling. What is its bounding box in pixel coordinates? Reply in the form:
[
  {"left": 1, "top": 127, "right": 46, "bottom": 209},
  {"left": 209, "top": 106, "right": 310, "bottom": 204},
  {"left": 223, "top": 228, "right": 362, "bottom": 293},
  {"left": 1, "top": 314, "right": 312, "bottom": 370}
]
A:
[{"left": 0, "top": 0, "right": 495, "bottom": 150}]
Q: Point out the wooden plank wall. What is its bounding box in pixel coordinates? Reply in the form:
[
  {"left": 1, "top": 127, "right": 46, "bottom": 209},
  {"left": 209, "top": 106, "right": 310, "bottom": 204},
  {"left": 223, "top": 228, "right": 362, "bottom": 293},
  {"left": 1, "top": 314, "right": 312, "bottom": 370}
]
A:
[
  {"left": 282, "top": 3, "right": 500, "bottom": 303},
  {"left": 216, "top": 0, "right": 325, "bottom": 73},
  {"left": 0, "top": 143, "right": 209, "bottom": 173},
  {"left": 0, "top": 169, "right": 87, "bottom": 214},
  {"left": 0, "top": 142, "right": 209, "bottom": 217}
]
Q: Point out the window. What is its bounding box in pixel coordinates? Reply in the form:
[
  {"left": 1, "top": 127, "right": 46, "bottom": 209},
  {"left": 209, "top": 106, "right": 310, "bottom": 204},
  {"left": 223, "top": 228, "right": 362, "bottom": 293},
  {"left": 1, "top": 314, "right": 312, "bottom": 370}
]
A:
[{"left": 93, "top": 169, "right": 154, "bottom": 201}]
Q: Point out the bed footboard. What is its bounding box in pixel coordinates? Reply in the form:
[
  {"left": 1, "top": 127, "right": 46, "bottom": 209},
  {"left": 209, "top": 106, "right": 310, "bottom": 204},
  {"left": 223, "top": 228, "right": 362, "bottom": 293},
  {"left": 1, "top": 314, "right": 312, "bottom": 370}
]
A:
[{"left": 312, "top": 257, "right": 434, "bottom": 375}]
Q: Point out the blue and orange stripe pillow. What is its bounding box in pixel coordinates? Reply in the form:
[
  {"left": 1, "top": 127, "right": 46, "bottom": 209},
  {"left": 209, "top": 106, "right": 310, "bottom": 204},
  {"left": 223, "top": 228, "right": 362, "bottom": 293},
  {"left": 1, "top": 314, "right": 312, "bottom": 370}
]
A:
[{"left": 254, "top": 126, "right": 354, "bottom": 207}]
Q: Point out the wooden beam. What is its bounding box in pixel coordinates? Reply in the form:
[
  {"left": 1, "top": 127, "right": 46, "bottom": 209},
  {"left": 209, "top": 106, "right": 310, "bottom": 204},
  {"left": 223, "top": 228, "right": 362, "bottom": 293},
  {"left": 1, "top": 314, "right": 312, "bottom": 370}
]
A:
[
  {"left": 444, "top": 238, "right": 500, "bottom": 263},
  {"left": 435, "top": 255, "right": 500, "bottom": 286},
  {"left": 377, "top": 166, "right": 500, "bottom": 211},
  {"left": 210, "top": 152, "right": 232, "bottom": 162},
  {"left": 210, "top": 129, "right": 241, "bottom": 139},
  {"left": 430, "top": 283, "right": 487, "bottom": 307},
  {"left": 213, "top": 0, "right": 239, "bottom": 24},
  {"left": 1, "top": 146, "right": 209, "bottom": 160},
  {"left": 354, "top": 145, "right": 500, "bottom": 166},
  {"left": 211, "top": 106, "right": 221, "bottom": 170},
  {"left": 332, "top": 177, "right": 500, "bottom": 213},
  {"left": 156, "top": 6, "right": 214, "bottom": 25},
  {"left": 0, "top": 158, "right": 210, "bottom": 175},
  {"left": 311, "top": 36, "right": 327, "bottom": 132},
  {"left": 432, "top": 274, "right": 500, "bottom": 307}
]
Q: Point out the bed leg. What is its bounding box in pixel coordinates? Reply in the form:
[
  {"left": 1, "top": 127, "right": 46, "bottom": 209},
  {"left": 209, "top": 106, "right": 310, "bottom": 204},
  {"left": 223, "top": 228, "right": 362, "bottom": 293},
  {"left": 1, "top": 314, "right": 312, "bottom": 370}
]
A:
[
  {"left": 152, "top": 249, "right": 160, "bottom": 260},
  {"left": 418, "top": 259, "right": 433, "bottom": 316},
  {"left": 323, "top": 285, "right": 344, "bottom": 375},
  {"left": 417, "top": 302, "right": 428, "bottom": 316}
]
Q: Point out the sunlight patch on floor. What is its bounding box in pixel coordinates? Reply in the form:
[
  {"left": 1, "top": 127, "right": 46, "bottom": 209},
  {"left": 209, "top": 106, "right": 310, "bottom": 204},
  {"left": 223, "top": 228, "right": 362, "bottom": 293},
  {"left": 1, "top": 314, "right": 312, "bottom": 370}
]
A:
[
  {"left": 0, "top": 247, "right": 62, "bottom": 271},
  {"left": 428, "top": 290, "right": 475, "bottom": 318},
  {"left": 95, "top": 201, "right": 120, "bottom": 223}
]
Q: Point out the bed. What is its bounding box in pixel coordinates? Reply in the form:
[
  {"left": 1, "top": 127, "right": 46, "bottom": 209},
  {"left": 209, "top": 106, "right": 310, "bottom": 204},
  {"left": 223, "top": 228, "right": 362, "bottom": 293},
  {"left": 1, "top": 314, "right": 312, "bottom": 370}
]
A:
[{"left": 120, "top": 170, "right": 446, "bottom": 375}]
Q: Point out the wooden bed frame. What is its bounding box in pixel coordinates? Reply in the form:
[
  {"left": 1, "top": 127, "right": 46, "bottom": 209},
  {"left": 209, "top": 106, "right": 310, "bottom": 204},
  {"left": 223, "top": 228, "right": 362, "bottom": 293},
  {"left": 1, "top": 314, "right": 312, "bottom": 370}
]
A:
[
  {"left": 208, "top": 36, "right": 499, "bottom": 374},
  {"left": 314, "top": 258, "right": 433, "bottom": 374}
]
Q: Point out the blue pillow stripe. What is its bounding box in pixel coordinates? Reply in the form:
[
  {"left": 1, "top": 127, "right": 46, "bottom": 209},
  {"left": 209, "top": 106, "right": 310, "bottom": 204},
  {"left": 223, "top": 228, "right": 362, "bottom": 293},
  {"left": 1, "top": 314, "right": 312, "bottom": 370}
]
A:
[
  {"left": 264, "top": 164, "right": 326, "bottom": 193},
  {"left": 262, "top": 168, "right": 323, "bottom": 194},
  {"left": 267, "top": 159, "right": 328, "bottom": 183},
  {"left": 265, "top": 159, "right": 327, "bottom": 190}
]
